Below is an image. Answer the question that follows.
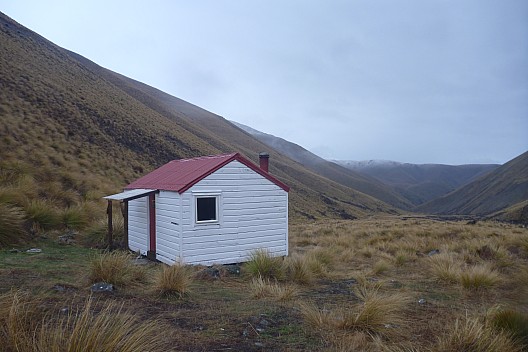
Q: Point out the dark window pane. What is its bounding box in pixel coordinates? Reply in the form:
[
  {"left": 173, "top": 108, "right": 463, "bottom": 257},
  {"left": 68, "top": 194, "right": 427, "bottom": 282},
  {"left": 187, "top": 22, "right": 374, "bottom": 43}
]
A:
[{"left": 197, "top": 197, "right": 216, "bottom": 221}]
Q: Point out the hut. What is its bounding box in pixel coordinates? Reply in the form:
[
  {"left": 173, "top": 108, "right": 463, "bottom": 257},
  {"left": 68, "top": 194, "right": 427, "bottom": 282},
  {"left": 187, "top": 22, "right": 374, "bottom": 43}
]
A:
[{"left": 104, "top": 152, "right": 289, "bottom": 265}]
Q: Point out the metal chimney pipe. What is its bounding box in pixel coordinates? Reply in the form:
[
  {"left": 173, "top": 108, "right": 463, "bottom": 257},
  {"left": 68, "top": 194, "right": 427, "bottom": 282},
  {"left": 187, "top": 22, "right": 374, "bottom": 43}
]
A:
[{"left": 259, "top": 152, "right": 269, "bottom": 172}]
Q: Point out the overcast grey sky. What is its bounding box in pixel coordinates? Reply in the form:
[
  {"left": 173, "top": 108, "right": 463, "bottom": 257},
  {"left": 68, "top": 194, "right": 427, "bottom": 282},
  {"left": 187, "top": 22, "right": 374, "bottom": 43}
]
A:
[{"left": 2, "top": 1, "right": 527, "bottom": 164}]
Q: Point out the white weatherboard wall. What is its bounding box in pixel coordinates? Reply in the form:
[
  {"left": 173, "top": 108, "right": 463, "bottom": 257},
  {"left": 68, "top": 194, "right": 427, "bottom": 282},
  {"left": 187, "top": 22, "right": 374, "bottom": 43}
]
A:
[
  {"left": 179, "top": 160, "right": 288, "bottom": 265},
  {"left": 148, "top": 160, "right": 288, "bottom": 265},
  {"left": 128, "top": 197, "right": 149, "bottom": 255},
  {"left": 155, "top": 190, "right": 181, "bottom": 264}
]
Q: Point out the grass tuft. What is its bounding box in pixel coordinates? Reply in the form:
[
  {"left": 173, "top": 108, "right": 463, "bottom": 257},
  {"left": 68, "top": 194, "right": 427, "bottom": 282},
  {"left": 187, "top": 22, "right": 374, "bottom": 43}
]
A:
[
  {"left": 249, "top": 276, "right": 298, "bottom": 301},
  {"left": 244, "top": 249, "right": 285, "bottom": 280},
  {"left": 88, "top": 251, "right": 146, "bottom": 287},
  {"left": 427, "top": 252, "right": 461, "bottom": 283},
  {"left": 154, "top": 263, "right": 193, "bottom": 297},
  {"left": 300, "top": 285, "right": 408, "bottom": 338},
  {"left": 459, "top": 264, "right": 500, "bottom": 290},
  {"left": 435, "top": 317, "right": 522, "bottom": 352},
  {"left": 61, "top": 205, "right": 89, "bottom": 229},
  {"left": 284, "top": 254, "right": 314, "bottom": 285},
  {"left": 489, "top": 308, "right": 528, "bottom": 347},
  {"left": 24, "top": 199, "right": 60, "bottom": 231},
  {"left": 0, "top": 204, "right": 27, "bottom": 247},
  {"left": 0, "top": 292, "right": 167, "bottom": 351}
]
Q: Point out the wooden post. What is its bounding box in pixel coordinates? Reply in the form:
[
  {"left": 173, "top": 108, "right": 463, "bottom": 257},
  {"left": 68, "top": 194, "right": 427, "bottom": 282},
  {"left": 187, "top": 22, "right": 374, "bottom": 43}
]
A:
[
  {"left": 147, "top": 193, "right": 156, "bottom": 260},
  {"left": 107, "top": 200, "right": 113, "bottom": 249},
  {"left": 121, "top": 201, "right": 129, "bottom": 250}
]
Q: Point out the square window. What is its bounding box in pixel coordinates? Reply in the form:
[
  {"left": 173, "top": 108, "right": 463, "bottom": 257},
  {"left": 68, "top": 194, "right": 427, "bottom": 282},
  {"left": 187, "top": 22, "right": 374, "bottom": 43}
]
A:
[{"left": 196, "top": 196, "right": 217, "bottom": 222}]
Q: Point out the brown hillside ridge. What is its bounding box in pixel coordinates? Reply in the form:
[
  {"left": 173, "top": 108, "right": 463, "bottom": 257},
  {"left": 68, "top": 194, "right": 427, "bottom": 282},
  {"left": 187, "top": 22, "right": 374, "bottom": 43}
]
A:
[
  {"left": 417, "top": 151, "right": 528, "bottom": 223},
  {"left": 0, "top": 11, "right": 398, "bottom": 223}
]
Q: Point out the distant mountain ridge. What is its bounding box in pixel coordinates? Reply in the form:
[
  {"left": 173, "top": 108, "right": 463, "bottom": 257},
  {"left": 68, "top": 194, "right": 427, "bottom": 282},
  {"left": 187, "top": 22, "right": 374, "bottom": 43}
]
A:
[
  {"left": 417, "top": 151, "right": 528, "bottom": 220},
  {"left": 335, "top": 159, "right": 499, "bottom": 206},
  {"left": 234, "top": 121, "right": 501, "bottom": 208},
  {"left": 232, "top": 121, "right": 414, "bottom": 210}
]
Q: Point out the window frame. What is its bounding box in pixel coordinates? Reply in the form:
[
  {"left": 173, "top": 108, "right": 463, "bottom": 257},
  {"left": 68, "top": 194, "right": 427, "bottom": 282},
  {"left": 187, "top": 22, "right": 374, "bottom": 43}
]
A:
[{"left": 193, "top": 191, "right": 221, "bottom": 225}]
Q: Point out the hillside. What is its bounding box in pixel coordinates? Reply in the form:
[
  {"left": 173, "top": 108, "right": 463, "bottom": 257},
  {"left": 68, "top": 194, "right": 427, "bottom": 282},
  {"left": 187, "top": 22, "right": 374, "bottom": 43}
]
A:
[
  {"left": 417, "top": 151, "right": 528, "bottom": 221},
  {"left": 0, "top": 11, "right": 399, "bottom": 229},
  {"left": 231, "top": 121, "right": 414, "bottom": 210},
  {"left": 336, "top": 160, "right": 498, "bottom": 206}
]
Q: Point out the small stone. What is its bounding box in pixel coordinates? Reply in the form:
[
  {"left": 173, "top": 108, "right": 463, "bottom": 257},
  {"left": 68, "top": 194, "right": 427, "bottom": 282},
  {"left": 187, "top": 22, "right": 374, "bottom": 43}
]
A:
[
  {"left": 26, "top": 248, "right": 42, "bottom": 253},
  {"left": 254, "top": 342, "right": 264, "bottom": 347},
  {"left": 259, "top": 319, "right": 270, "bottom": 327},
  {"left": 60, "top": 307, "right": 69, "bottom": 314},
  {"left": 91, "top": 282, "right": 114, "bottom": 292},
  {"left": 418, "top": 298, "right": 426, "bottom": 304},
  {"left": 52, "top": 284, "right": 66, "bottom": 292},
  {"left": 58, "top": 232, "right": 76, "bottom": 244},
  {"left": 427, "top": 249, "right": 440, "bottom": 256}
]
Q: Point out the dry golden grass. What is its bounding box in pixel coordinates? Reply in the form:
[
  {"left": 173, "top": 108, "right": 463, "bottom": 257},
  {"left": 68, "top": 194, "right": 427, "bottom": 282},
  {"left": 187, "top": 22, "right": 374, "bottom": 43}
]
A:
[
  {"left": 244, "top": 249, "right": 285, "bottom": 280},
  {"left": 88, "top": 250, "right": 147, "bottom": 287},
  {"left": 300, "top": 284, "right": 409, "bottom": 338},
  {"left": 0, "top": 204, "right": 27, "bottom": 247},
  {"left": 0, "top": 291, "right": 167, "bottom": 351},
  {"left": 249, "top": 276, "right": 298, "bottom": 301},
  {"left": 434, "top": 317, "right": 522, "bottom": 352},
  {"left": 2, "top": 217, "right": 527, "bottom": 351},
  {"left": 459, "top": 263, "right": 500, "bottom": 290},
  {"left": 288, "top": 218, "right": 528, "bottom": 350},
  {"left": 284, "top": 254, "right": 314, "bottom": 285},
  {"left": 154, "top": 263, "right": 193, "bottom": 297}
]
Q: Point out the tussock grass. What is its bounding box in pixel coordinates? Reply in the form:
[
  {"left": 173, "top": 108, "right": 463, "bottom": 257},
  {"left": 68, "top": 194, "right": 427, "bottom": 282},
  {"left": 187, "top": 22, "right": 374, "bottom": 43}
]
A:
[
  {"left": 154, "top": 263, "right": 193, "bottom": 297},
  {"left": 244, "top": 249, "right": 285, "bottom": 280},
  {"left": 85, "top": 213, "right": 124, "bottom": 247},
  {"left": 24, "top": 199, "right": 60, "bottom": 231},
  {"left": 284, "top": 254, "right": 314, "bottom": 285},
  {"left": 61, "top": 205, "right": 89, "bottom": 229},
  {"left": 0, "top": 291, "right": 167, "bottom": 351},
  {"left": 300, "top": 285, "right": 409, "bottom": 337},
  {"left": 371, "top": 259, "right": 391, "bottom": 275},
  {"left": 489, "top": 308, "right": 528, "bottom": 346},
  {"left": 0, "top": 290, "right": 44, "bottom": 351},
  {"left": 36, "top": 299, "right": 166, "bottom": 351},
  {"left": 89, "top": 251, "right": 147, "bottom": 287},
  {"left": 249, "top": 276, "right": 298, "bottom": 301},
  {"left": 459, "top": 264, "right": 500, "bottom": 290},
  {"left": 427, "top": 252, "right": 462, "bottom": 283},
  {"left": 435, "top": 317, "right": 522, "bottom": 352},
  {"left": 0, "top": 204, "right": 27, "bottom": 247}
]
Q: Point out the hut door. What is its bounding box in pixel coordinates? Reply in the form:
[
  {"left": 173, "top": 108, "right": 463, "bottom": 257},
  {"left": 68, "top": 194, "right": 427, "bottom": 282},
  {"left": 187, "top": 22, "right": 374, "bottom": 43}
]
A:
[{"left": 147, "top": 193, "right": 156, "bottom": 260}]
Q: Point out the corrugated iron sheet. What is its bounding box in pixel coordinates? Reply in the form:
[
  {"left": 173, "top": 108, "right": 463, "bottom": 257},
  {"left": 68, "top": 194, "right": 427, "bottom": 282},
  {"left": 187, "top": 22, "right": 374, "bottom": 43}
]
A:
[{"left": 125, "top": 153, "right": 290, "bottom": 193}]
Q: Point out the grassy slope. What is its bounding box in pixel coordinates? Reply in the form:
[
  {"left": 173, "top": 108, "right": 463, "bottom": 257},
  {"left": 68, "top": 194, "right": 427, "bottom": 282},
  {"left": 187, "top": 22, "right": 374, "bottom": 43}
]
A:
[
  {"left": 417, "top": 151, "right": 528, "bottom": 218},
  {"left": 0, "top": 11, "right": 398, "bottom": 223}
]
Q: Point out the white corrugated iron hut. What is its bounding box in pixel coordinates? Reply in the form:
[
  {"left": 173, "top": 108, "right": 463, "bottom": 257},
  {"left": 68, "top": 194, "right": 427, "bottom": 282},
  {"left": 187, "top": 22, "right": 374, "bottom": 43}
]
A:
[{"left": 104, "top": 152, "right": 289, "bottom": 265}]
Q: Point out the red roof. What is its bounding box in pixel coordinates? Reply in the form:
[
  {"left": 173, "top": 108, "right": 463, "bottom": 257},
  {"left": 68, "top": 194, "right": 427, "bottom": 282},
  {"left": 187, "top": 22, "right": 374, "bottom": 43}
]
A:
[{"left": 126, "top": 153, "right": 289, "bottom": 193}]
